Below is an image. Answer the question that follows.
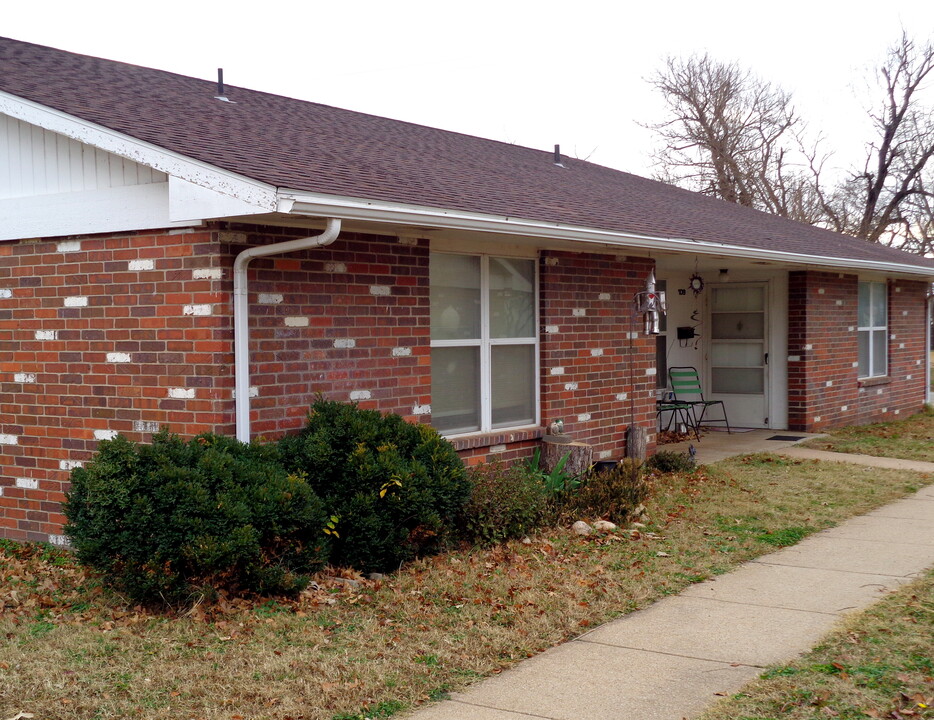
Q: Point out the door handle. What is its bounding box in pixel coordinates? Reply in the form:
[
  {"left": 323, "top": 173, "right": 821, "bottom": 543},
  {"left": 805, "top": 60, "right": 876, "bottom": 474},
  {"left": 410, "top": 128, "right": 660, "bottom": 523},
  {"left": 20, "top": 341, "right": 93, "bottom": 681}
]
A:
[{"left": 764, "top": 353, "right": 769, "bottom": 365}]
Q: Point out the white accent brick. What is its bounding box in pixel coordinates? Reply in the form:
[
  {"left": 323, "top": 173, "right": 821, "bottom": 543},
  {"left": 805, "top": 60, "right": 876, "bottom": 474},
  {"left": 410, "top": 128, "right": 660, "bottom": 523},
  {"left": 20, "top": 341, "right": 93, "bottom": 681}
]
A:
[
  {"left": 0, "top": 288, "right": 12, "bottom": 299},
  {"left": 60, "top": 460, "right": 83, "bottom": 471},
  {"left": 840, "top": 405, "right": 848, "bottom": 412},
  {"left": 835, "top": 300, "right": 843, "bottom": 306},
  {"left": 848, "top": 326, "right": 855, "bottom": 332},
  {"left": 902, "top": 310, "right": 909, "bottom": 316},
  {"left": 412, "top": 404, "right": 431, "bottom": 415},
  {"left": 183, "top": 304, "right": 212, "bottom": 316},
  {"left": 57, "top": 240, "right": 81, "bottom": 253},
  {"left": 906, "top": 374, "right": 912, "bottom": 380},
  {"left": 878, "top": 390, "right": 883, "bottom": 395},
  {"left": 804, "top": 344, "right": 813, "bottom": 350},
  {"left": 544, "top": 325, "right": 559, "bottom": 334},
  {"left": 813, "top": 416, "right": 821, "bottom": 423},
  {"left": 590, "top": 348, "right": 604, "bottom": 356},
  {"left": 882, "top": 407, "right": 888, "bottom": 413},
  {"left": 258, "top": 293, "right": 284, "bottom": 304},
  {"left": 544, "top": 257, "right": 559, "bottom": 266},
  {"left": 49, "top": 534, "right": 68, "bottom": 547},
  {"left": 94, "top": 430, "right": 119, "bottom": 441},
  {"left": 35, "top": 330, "right": 57, "bottom": 340},
  {"left": 646, "top": 368, "right": 657, "bottom": 376},
  {"left": 489, "top": 444, "right": 507, "bottom": 453},
  {"left": 626, "top": 332, "right": 639, "bottom": 339},
  {"left": 549, "top": 367, "right": 564, "bottom": 376},
  {"left": 577, "top": 413, "right": 591, "bottom": 422},
  {"left": 917, "top": 360, "right": 922, "bottom": 366},
  {"left": 598, "top": 450, "right": 613, "bottom": 459},
  {"left": 894, "top": 409, "right": 900, "bottom": 414},
  {"left": 133, "top": 420, "right": 161, "bottom": 433},
  {"left": 15, "top": 478, "right": 38, "bottom": 490},
  {"left": 392, "top": 346, "right": 411, "bottom": 357},
  {"left": 64, "top": 296, "right": 88, "bottom": 307},
  {"left": 107, "top": 352, "right": 132, "bottom": 363},
  {"left": 817, "top": 288, "right": 825, "bottom": 294},
  {"left": 231, "top": 386, "right": 259, "bottom": 399},
  {"left": 564, "top": 382, "right": 578, "bottom": 391},
  {"left": 895, "top": 287, "right": 901, "bottom": 292},
  {"left": 572, "top": 308, "right": 586, "bottom": 317},
  {"left": 370, "top": 285, "right": 390, "bottom": 296},
  {"left": 825, "top": 380, "right": 833, "bottom": 387},
  {"left": 128, "top": 259, "right": 154, "bottom": 271},
  {"left": 333, "top": 338, "right": 356, "bottom": 349},
  {"left": 284, "top": 316, "right": 309, "bottom": 327},
  {"left": 598, "top": 293, "right": 611, "bottom": 300},
  {"left": 397, "top": 237, "right": 418, "bottom": 247},
  {"left": 0, "top": 434, "right": 18, "bottom": 445},
  {"left": 899, "top": 343, "right": 905, "bottom": 349},
  {"left": 890, "top": 334, "right": 896, "bottom": 340},
  {"left": 168, "top": 387, "right": 195, "bottom": 399},
  {"left": 788, "top": 355, "right": 801, "bottom": 362},
  {"left": 325, "top": 262, "right": 347, "bottom": 273},
  {"left": 13, "top": 373, "right": 36, "bottom": 383},
  {"left": 350, "top": 390, "right": 371, "bottom": 400},
  {"left": 616, "top": 393, "right": 628, "bottom": 401},
  {"left": 852, "top": 361, "right": 859, "bottom": 367},
  {"left": 193, "top": 268, "right": 223, "bottom": 280}
]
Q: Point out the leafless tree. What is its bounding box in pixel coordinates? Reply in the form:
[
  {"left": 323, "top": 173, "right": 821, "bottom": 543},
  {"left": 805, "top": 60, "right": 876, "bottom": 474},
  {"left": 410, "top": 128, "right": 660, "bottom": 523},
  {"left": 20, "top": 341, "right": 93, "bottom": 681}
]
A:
[
  {"left": 645, "top": 54, "right": 821, "bottom": 223},
  {"left": 647, "top": 35, "right": 934, "bottom": 254}
]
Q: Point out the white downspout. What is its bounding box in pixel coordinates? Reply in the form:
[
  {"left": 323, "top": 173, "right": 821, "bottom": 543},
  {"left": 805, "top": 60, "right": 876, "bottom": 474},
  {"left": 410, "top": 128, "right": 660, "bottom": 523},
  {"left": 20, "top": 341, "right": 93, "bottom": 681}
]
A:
[{"left": 233, "top": 218, "right": 342, "bottom": 442}]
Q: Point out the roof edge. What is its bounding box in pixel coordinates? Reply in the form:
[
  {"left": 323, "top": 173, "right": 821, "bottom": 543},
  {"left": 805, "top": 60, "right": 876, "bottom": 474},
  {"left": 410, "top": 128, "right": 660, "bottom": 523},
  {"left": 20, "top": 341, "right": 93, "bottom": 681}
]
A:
[
  {"left": 281, "top": 190, "right": 934, "bottom": 280},
  {"left": 0, "top": 90, "right": 279, "bottom": 211}
]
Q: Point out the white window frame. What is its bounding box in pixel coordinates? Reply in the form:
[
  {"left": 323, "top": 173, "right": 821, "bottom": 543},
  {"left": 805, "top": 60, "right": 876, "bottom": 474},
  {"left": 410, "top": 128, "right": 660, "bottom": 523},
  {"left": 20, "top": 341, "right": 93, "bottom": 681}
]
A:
[
  {"left": 858, "top": 280, "right": 888, "bottom": 379},
  {"left": 429, "top": 251, "right": 540, "bottom": 436}
]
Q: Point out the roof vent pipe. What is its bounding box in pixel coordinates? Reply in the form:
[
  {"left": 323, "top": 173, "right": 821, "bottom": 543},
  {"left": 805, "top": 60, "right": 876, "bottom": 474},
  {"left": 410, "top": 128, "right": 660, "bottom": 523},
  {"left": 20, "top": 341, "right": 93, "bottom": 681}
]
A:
[
  {"left": 554, "top": 144, "right": 561, "bottom": 165},
  {"left": 233, "top": 218, "right": 342, "bottom": 442},
  {"left": 217, "top": 68, "right": 224, "bottom": 96}
]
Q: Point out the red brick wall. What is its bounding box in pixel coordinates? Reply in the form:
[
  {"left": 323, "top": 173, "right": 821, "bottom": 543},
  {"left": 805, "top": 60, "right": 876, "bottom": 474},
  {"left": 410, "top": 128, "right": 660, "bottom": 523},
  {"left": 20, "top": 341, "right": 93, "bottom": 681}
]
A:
[
  {"left": 788, "top": 271, "right": 928, "bottom": 431},
  {"left": 0, "top": 230, "right": 231, "bottom": 542}
]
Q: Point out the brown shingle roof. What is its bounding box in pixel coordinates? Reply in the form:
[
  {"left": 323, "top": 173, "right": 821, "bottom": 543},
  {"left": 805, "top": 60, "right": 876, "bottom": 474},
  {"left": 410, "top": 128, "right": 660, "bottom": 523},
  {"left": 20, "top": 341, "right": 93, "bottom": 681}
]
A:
[{"left": 2, "top": 35, "right": 933, "bottom": 272}]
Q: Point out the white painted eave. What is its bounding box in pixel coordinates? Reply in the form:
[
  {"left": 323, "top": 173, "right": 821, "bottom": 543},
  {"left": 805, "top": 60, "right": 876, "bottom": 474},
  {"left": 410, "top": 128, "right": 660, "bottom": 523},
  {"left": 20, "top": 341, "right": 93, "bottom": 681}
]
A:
[
  {"left": 0, "top": 90, "right": 278, "bottom": 211},
  {"left": 279, "top": 189, "right": 934, "bottom": 280}
]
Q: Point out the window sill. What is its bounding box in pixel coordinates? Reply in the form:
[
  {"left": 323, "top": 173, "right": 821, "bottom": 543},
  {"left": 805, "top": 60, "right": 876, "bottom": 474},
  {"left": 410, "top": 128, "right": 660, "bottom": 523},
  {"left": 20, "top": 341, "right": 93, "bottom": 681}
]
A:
[
  {"left": 446, "top": 426, "right": 544, "bottom": 451},
  {"left": 858, "top": 376, "right": 891, "bottom": 388}
]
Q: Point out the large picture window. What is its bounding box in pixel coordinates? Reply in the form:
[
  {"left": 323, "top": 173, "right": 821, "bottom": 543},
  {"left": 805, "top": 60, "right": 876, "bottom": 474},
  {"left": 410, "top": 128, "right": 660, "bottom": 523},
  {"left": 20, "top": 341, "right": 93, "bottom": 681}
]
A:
[
  {"left": 430, "top": 253, "right": 538, "bottom": 435},
  {"left": 858, "top": 281, "right": 887, "bottom": 378}
]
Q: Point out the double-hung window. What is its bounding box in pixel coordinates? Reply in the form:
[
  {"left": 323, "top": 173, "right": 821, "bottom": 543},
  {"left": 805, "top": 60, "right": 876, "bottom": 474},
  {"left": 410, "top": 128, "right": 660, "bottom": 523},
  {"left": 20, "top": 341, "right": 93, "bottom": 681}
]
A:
[
  {"left": 858, "top": 281, "right": 887, "bottom": 378},
  {"left": 429, "top": 252, "right": 538, "bottom": 435}
]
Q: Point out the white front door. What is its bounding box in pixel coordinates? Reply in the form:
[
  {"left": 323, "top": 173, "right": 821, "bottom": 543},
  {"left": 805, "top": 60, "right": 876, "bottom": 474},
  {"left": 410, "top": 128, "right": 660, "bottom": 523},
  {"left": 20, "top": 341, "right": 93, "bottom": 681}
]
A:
[{"left": 707, "top": 283, "right": 770, "bottom": 428}]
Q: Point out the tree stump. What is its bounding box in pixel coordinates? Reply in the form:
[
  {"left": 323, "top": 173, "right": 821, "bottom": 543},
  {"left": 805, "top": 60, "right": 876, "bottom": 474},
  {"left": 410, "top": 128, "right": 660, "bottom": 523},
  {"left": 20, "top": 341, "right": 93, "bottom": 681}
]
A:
[
  {"left": 625, "top": 424, "right": 648, "bottom": 461},
  {"left": 542, "top": 440, "right": 593, "bottom": 478}
]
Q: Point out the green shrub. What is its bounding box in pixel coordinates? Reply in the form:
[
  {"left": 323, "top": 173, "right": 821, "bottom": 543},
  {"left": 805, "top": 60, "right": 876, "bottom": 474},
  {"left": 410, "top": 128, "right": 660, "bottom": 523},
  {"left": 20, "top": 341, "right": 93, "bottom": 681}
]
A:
[
  {"left": 645, "top": 449, "right": 696, "bottom": 474},
  {"left": 556, "top": 459, "right": 652, "bottom": 524},
  {"left": 459, "top": 461, "right": 550, "bottom": 545},
  {"left": 64, "top": 431, "right": 330, "bottom": 604},
  {"left": 277, "top": 400, "right": 469, "bottom": 572}
]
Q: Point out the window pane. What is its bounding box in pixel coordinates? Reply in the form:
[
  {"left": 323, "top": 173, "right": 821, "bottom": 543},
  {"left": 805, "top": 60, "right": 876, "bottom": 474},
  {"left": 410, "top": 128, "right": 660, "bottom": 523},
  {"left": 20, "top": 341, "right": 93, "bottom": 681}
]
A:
[
  {"left": 858, "top": 282, "right": 871, "bottom": 327},
  {"left": 430, "top": 254, "right": 481, "bottom": 340},
  {"left": 858, "top": 331, "right": 870, "bottom": 377},
  {"left": 711, "top": 312, "right": 764, "bottom": 339},
  {"left": 489, "top": 257, "right": 535, "bottom": 338},
  {"left": 711, "top": 342, "right": 763, "bottom": 367},
  {"left": 491, "top": 345, "right": 536, "bottom": 428},
  {"left": 712, "top": 367, "right": 764, "bottom": 394},
  {"left": 712, "top": 286, "right": 764, "bottom": 312},
  {"left": 431, "top": 346, "right": 480, "bottom": 434},
  {"left": 871, "top": 282, "right": 887, "bottom": 326},
  {"left": 872, "top": 330, "right": 887, "bottom": 377}
]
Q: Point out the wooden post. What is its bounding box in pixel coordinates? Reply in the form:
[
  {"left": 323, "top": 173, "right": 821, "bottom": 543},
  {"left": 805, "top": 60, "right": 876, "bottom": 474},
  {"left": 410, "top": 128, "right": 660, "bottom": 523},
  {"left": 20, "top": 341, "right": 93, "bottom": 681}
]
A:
[
  {"left": 625, "top": 424, "right": 647, "bottom": 461},
  {"left": 542, "top": 440, "right": 593, "bottom": 478}
]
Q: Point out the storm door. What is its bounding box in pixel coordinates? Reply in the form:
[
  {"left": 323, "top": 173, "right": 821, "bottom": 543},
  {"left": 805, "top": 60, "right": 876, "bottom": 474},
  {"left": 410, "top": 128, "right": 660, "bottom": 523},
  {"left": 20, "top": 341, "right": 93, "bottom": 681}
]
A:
[{"left": 708, "top": 283, "right": 769, "bottom": 427}]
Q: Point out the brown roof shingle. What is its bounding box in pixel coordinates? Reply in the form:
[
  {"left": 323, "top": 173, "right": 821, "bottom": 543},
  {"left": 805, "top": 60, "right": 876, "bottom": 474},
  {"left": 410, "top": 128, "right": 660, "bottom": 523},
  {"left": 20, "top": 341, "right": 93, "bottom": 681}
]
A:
[{"left": 2, "top": 35, "right": 933, "bottom": 272}]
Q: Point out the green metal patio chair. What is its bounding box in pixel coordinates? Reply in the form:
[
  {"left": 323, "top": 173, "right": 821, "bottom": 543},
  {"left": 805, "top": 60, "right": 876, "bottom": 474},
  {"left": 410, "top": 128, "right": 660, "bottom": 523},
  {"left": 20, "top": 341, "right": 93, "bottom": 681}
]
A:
[{"left": 668, "top": 366, "right": 731, "bottom": 434}]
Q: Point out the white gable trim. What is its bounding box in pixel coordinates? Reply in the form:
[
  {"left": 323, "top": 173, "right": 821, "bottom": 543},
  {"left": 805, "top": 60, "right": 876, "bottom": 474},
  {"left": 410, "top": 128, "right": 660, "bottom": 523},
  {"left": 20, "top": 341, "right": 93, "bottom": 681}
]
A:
[{"left": 0, "top": 90, "right": 278, "bottom": 212}]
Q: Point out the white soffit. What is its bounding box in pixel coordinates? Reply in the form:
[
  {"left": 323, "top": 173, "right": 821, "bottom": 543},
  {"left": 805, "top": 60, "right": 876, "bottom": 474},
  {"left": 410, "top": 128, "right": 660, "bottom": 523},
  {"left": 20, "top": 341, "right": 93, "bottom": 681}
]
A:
[{"left": 0, "top": 90, "right": 278, "bottom": 212}]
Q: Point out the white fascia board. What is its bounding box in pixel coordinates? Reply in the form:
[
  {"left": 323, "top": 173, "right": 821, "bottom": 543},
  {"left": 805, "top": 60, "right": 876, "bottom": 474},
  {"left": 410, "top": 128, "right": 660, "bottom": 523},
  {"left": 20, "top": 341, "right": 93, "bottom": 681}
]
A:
[
  {"left": 0, "top": 91, "right": 278, "bottom": 212},
  {"left": 168, "top": 176, "right": 273, "bottom": 222},
  {"left": 281, "top": 189, "right": 934, "bottom": 280}
]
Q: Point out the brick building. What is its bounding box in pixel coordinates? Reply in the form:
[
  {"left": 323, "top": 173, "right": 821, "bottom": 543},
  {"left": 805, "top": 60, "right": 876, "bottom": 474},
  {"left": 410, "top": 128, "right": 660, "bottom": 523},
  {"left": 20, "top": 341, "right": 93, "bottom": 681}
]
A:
[{"left": 1, "top": 37, "right": 933, "bottom": 543}]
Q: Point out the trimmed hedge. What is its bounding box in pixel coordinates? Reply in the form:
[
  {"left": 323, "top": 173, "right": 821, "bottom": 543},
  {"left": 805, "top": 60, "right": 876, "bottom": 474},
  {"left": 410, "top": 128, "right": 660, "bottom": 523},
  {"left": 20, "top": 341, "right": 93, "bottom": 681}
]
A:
[
  {"left": 64, "top": 431, "right": 330, "bottom": 604},
  {"left": 278, "top": 399, "right": 469, "bottom": 572}
]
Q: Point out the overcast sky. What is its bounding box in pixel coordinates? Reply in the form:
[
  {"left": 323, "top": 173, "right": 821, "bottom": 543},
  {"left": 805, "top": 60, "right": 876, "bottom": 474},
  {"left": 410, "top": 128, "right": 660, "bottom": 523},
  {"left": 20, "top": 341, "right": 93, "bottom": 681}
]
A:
[{"left": 5, "top": 0, "right": 933, "bottom": 179}]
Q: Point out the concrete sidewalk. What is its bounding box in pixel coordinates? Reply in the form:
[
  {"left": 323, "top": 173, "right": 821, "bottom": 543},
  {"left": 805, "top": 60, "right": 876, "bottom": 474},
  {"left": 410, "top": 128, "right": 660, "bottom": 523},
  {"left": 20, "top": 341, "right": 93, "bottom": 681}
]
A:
[{"left": 409, "top": 456, "right": 934, "bottom": 720}]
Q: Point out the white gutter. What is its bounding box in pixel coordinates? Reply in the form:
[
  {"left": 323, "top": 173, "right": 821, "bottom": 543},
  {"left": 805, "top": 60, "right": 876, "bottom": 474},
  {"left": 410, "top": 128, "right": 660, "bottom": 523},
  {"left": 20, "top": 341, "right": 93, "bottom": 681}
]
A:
[
  {"left": 279, "top": 190, "right": 934, "bottom": 281},
  {"left": 233, "top": 218, "right": 342, "bottom": 442}
]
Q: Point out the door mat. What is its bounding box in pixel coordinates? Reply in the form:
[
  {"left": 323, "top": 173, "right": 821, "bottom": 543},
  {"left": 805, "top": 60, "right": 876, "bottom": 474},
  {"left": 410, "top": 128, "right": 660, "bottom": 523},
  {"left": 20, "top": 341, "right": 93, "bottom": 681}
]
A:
[{"left": 767, "top": 435, "right": 807, "bottom": 441}]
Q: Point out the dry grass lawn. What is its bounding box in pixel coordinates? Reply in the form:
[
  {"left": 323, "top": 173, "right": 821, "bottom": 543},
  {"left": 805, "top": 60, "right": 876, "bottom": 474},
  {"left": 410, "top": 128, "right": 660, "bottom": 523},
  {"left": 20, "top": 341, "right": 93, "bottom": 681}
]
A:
[
  {"left": 2, "top": 455, "right": 931, "bottom": 720},
  {"left": 803, "top": 407, "right": 934, "bottom": 463},
  {"left": 699, "top": 568, "right": 934, "bottom": 720}
]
